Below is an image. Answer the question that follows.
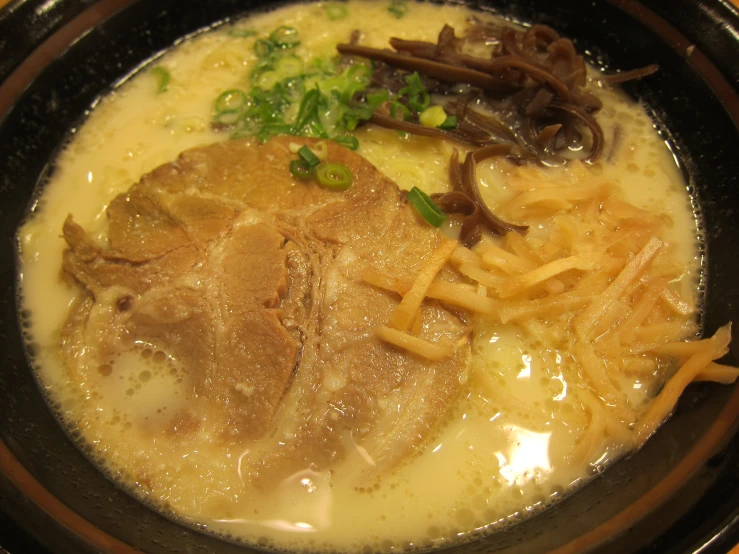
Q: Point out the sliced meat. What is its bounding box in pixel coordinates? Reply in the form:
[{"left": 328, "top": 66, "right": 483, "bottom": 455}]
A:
[
  {"left": 61, "top": 136, "right": 471, "bottom": 484},
  {"left": 208, "top": 221, "right": 289, "bottom": 313},
  {"left": 123, "top": 288, "right": 216, "bottom": 376},
  {"left": 106, "top": 186, "right": 193, "bottom": 262},
  {"left": 216, "top": 309, "right": 298, "bottom": 438},
  {"left": 248, "top": 245, "right": 469, "bottom": 484}
]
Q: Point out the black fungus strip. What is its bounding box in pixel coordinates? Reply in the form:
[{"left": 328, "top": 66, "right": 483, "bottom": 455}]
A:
[
  {"left": 465, "top": 145, "right": 528, "bottom": 236},
  {"left": 341, "top": 21, "right": 657, "bottom": 166},
  {"left": 548, "top": 102, "right": 605, "bottom": 163},
  {"left": 600, "top": 64, "right": 659, "bottom": 85}
]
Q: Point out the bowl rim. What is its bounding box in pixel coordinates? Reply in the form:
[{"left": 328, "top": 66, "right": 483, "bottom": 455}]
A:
[{"left": 1, "top": 0, "right": 738, "bottom": 552}]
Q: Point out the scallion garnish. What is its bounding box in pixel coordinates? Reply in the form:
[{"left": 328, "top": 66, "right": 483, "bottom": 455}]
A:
[
  {"left": 274, "top": 55, "right": 304, "bottom": 78},
  {"left": 269, "top": 26, "right": 301, "bottom": 48},
  {"left": 290, "top": 159, "right": 314, "bottom": 179},
  {"left": 215, "top": 89, "right": 248, "bottom": 114},
  {"left": 214, "top": 111, "right": 241, "bottom": 125},
  {"left": 399, "top": 72, "right": 430, "bottom": 112},
  {"left": 315, "top": 163, "right": 353, "bottom": 190},
  {"left": 438, "top": 115, "right": 458, "bottom": 130},
  {"left": 260, "top": 122, "right": 293, "bottom": 137},
  {"left": 390, "top": 101, "right": 411, "bottom": 121},
  {"left": 211, "top": 26, "right": 372, "bottom": 146},
  {"left": 326, "top": 3, "right": 348, "bottom": 20},
  {"left": 294, "top": 89, "right": 321, "bottom": 133},
  {"left": 408, "top": 186, "right": 447, "bottom": 227},
  {"left": 298, "top": 145, "right": 321, "bottom": 168},
  {"left": 254, "top": 38, "right": 276, "bottom": 58},
  {"left": 366, "top": 89, "right": 391, "bottom": 107},
  {"left": 257, "top": 71, "right": 281, "bottom": 91},
  {"left": 151, "top": 67, "right": 170, "bottom": 94},
  {"left": 312, "top": 141, "right": 329, "bottom": 160},
  {"left": 331, "top": 135, "right": 359, "bottom": 150},
  {"left": 388, "top": 1, "right": 408, "bottom": 18}
]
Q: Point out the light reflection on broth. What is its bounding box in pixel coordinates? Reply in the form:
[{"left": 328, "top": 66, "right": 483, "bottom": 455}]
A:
[{"left": 17, "top": 1, "right": 723, "bottom": 553}]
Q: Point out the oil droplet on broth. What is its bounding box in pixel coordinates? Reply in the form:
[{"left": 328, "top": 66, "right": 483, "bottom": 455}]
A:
[{"left": 92, "top": 346, "right": 190, "bottom": 430}]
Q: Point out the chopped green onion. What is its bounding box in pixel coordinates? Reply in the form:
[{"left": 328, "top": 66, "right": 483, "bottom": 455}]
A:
[
  {"left": 340, "top": 63, "right": 373, "bottom": 101},
  {"left": 315, "top": 163, "right": 353, "bottom": 190},
  {"left": 312, "top": 56, "right": 338, "bottom": 74},
  {"left": 390, "top": 101, "right": 411, "bottom": 121},
  {"left": 313, "top": 141, "right": 329, "bottom": 160},
  {"left": 290, "top": 159, "right": 313, "bottom": 179},
  {"left": 294, "top": 89, "right": 321, "bottom": 132},
  {"left": 326, "top": 3, "right": 348, "bottom": 20},
  {"left": 438, "top": 115, "right": 458, "bottom": 130},
  {"left": 331, "top": 135, "right": 359, "bottom": 150},
  {"left": 298, "top": 145, "right": 321, "bottom": 168},
  {"left": 270, "top": 26, "right": 300, "bottom": 48},
  {"left": 261, "top": 122, "right": 292, "bottom": 135},
  {"left": 344, "top": 105, "right": 372, "bottom": 131},
  {"left": 408, "top": 186, "right": 447, "bottom": 227},
  {"left": 151, "top": 67, "right": 170, "bottom": 94},
  {"left": 388, "top": 1, "right": 408, "bottom": 18},
  {"left": 254, "top": 38, "right": 275, "bottom": 58},
  {"left": 231, "top": 119, "right": 262, "bottom": 138},
  {"left": 274, "top": 55, "right": 304, "bottom": 78},
  {"left": 212, "top": 30, "right": 373, "bottom": 144},
  {"left": 257, "top": 71, "right": 281, "bottom": 91},
  {"left": 306, "top": 119, "right": 330, "bottom": 139},
  {"left": 399, "top": 72, "right": 430, "bottom": 112},
  {"left": 214, "top": 110, "right": 241, "bottom": 125},
  {"left": 419, "top": 106, "right": 448, "bottom": 128},
  {"left": 366, "top": 89, "right": 391, "bottom": 108},
  {"left": 215, "top": 89, "right": 248, "bottom": 113}
]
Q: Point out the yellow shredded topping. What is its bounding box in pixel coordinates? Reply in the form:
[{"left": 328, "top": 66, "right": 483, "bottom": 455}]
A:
[{"left": 372, "top": 160, "right": 733, "bottom": 460}]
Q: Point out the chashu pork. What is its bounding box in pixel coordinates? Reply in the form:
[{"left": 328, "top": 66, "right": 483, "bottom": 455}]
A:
[{"left": 60, "top": 136, "right": 471, "bottom": 484}]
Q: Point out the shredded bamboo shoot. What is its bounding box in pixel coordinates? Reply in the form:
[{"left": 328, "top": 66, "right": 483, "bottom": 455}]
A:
[
  {"left": 376, "top": 325, "right": 455, "bottom": 361},
  {"left": 389, "top": 239, "right": 458, "bottom": 332}
]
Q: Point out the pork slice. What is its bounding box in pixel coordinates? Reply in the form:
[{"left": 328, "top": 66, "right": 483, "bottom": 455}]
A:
[
  {"left": 106, "top": 185, "right": 193, "bottom": 262},
  {"left": 245, "top": 207, "right": 470, "bottom": 485},
  {"left": 123, "top": 288, "right": 216, "bottom": 373},
  {"left": 62, "top": 218, "right": 298, "bottom": 437},
  {"left": 160, "top": 193, "right": 237, "bottom": 245},
  {"left": 63, "top": 202, "right": 201, "bottom": 296},
  {"left": 215, "top": 308, "right": 298, "bottom": 438},
  {"left": 172, "top": 140, "right": 341, "bottom": 211},
  {"left": 60, "top": 136, "right": 472, "bottom": 480},
  {"left": 202, "top": 220, "right": 299, "bottom": 436},
  {"left": 207, "top": 221, "right": 289, "bottom": 314}
]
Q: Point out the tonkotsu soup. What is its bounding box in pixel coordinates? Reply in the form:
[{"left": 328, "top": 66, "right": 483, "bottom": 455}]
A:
[{"left": 17, "top": 1, "right": 738, "bottom": 552}]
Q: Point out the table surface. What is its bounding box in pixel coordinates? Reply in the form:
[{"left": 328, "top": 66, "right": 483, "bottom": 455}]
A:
[{"left": 0, "top": 0, "right": 738, "bottom": 552}]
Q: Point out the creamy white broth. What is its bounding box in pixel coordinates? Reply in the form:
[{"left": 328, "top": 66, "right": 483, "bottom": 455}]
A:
[{"left": 18, "top": 1, "right": 701, "bottom": 552}]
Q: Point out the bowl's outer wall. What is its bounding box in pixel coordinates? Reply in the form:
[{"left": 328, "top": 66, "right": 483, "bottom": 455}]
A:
[
  {"left": 648, "top": 0, "right": 739, "bottom": 88},
  {"left": 0, "top": 0, "right": 738, "bottom": 553},
  {"left": 0, "top": 0, "right": 99, "bottom": 82}
]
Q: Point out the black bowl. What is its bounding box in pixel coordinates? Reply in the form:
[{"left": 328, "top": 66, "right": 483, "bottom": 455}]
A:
[{"left": 1, "top": 0, "right": 738, "bottom": 553}]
